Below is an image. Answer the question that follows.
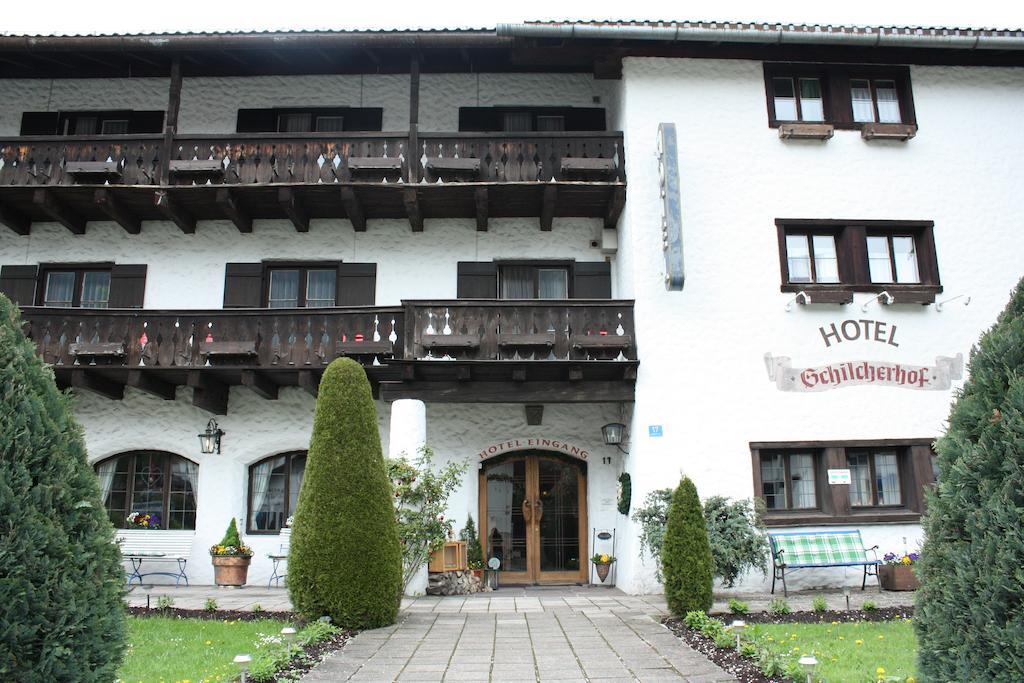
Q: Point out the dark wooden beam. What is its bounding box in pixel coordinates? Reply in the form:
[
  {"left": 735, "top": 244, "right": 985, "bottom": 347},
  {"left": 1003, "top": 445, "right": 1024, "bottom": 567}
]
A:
[
  {"left": 241, "top": 370, "right": 279, "bottom": 400},
  {"left": 0, "top": 201, "right": 30, "bottom": 235},
  {"left": 474, "top": 186, "right": 488, "bottom": 231},
  {"left": 569, "top": 366, "right": 584, "bottom": 381},
  {"left": 216, "top": 188, "right": 252, "bottom": 233},
  {"left": 127, "top": 370, "right": 177, "bottom": 400},
  {"left": 278, "top": 187, "right": 310, "bottom": 232},
  {"left": 623, "top": 365, "right": 638, "bottom": 381},
  {"left": 380, "top": 380, "right": 635, "bottom": 404},
  {"left": 125, "top": 51, "right": 164, "bottom": 69},
  {"left": 33, "top": 189, "right": 85, "bottom": 234},
  {"left": 154, "top": 190, "right": 196, "bottom": 234},
  {"left": 456, "top": 366, "right": 471, "bottom": 381},
  {"left": 340, "top": 187, "right": 366, "bottom": 232},
  {"left": 540, "top": 185, "right": 557, "bottom": 231},
  {"left": 402, "top": 188, "right": 423, "bottom": 232},
  {"left": 297, "top": 369, "right": 320, "bottom": 397},
  {"left": 70, "top": 370, "right": 125, "bottom": 400},
  {"left": 402, "top": 364, "right": 416, "bottom": 381},
  {"left": 94, "top": 189, "right": 141, "bottom": 234},
  {"left": 408, "top": 56, "right": 420, "bottom": 183},
  {"left": 160, "top": 57, "right": 183, "bottom": 184},
  {"left": 362, "top": 48, "right": 381, "bottom": 66},
  {"left": 76, "top": 52, "right": 122, "bottom": 70},
  {"left": 605, "top": 185, "right": 626, "bottom": 229},
  {"left": 187, "top": 371, "right": 228, "bottom": 415},
  {"left": 512, "top": 367, "right": 527, "bottom": 382}
]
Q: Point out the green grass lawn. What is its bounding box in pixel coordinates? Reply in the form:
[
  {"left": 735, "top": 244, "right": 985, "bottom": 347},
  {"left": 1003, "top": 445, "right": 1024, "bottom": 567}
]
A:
[
  {"left": 117, "top": 616, "right": 289, "bottom": 683},
  {"left": 751, "top": 619, "right": 918, "bottom": 682}
]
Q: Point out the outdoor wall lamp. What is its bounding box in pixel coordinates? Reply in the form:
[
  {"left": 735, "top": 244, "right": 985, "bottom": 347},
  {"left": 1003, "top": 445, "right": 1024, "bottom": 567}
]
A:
[
  {"left": 198, "top": 418, "right": 225, "bottom": 454},
  {"left": 601, "top": 423, "right": 629, "bottom": 454}
]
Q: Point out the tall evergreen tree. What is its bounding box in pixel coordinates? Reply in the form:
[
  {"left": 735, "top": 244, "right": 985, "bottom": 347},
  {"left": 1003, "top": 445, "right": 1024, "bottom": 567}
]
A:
[
  {"left": 916, "top": 277, "right": 1024, "bottom": 680},
  {"left": 0, "top": 294, "right": 126, "bottom": 680},
  {"left": 662, "top": 476, "right": 714, "bottom": 616},
  {"left": 288, "top": 357, "right": 402, "bottom": 629}
]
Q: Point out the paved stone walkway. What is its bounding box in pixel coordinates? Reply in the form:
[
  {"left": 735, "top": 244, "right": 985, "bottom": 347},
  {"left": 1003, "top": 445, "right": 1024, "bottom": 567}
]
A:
[{"left": 302, "top": 590, "right": 736, "bottom": 682}]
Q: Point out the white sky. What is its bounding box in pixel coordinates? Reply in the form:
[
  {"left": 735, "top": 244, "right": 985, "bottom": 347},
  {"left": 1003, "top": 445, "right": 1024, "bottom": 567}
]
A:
[{"left": 3, "top": 0, "right": 1023, "bottom": 36}]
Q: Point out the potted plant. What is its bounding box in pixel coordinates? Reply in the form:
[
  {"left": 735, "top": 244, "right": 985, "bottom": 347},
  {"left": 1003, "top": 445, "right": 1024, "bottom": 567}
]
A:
[
  {"left": 126, "top": 512, "right": 161, "bottom": 529},
  {"left": 878, "top": 551, "right": 920, "bottom": 591},
  {"left": 460, "top": 515, "right": 485, "bottom": 581},
  {"left": 210, "top": 518, "right": 253, "bottom": 587},
  {"left": 591, "top": 553, "right": 616, "bottom": 583}
]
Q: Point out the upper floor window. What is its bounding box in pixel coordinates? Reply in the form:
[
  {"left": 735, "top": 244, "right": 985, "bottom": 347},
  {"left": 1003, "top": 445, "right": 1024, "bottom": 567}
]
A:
[
  {"left": 268, "top": 267, "right": 338, "bottom": 308},
  {"left": 459, "top": 107, "right": 606, "bottom": 132},
  {"left": 96, "top": 451, "right": 198, "bottom": 530},
  {"left": 456, "top": 261, "right": 611, "bottom": 300},
  {"left": 764, "top": 64, "right": 915, "bottom": 130},
  {"left": 223, "top": 262, "right": 377, "bottom": 308},
  {"left": 19, "top": 110, "right": 164, "bottom": 136},
  {"left": 236, "top": 107, "right": 384, "bottom": 133},
  {"left": 776, "top": 219, "right": 939, "bottom": 301},
  {"left": 41, "top": 266, "right": 111, "bottom": 308},
  {"left": 248, "top": 451, "right": 306, "bottom": 533},
  {"left": 499, "top": 264, "right": 569, "bottom": 299}
]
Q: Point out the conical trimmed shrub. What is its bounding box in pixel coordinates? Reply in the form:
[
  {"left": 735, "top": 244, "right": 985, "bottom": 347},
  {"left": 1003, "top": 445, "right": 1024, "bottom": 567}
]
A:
[
  {"left": 662, "top": 476, "right": 714, "bottom": 616},
  {"left": 0, "top": 293, "right": 126, "bottom": 680},
  {"left": 916, "top": 277, "right": 1024, "bottom": 680},
  {"left": 288, "top": 357, "right": 402, "bottom": 628}
]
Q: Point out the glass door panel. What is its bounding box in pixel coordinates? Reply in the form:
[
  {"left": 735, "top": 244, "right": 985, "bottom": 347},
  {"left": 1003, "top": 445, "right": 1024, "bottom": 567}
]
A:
[
  {"left": 537, "top": 458, "right": 581, "bottom": 574},
  {"left": 484, "top": 459, "right": 529, "bottom": 577}
]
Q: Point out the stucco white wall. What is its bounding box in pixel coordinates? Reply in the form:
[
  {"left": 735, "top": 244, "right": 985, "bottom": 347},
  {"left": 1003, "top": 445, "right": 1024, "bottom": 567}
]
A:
[
  {"left": 613, "top": 57, "right": 1024, "bottom": 593},
  {"left": 75, "top": 388, "right": 622, "bottom": 588}
]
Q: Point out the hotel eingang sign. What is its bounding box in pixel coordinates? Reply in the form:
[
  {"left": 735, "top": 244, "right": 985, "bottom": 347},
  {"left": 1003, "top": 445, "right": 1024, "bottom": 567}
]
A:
[
  {"left": 765, "top": 317, "right": 964, "bottom": 393},
  {"left": 477, "top": 438, "right": 590, "bottom": 461}
]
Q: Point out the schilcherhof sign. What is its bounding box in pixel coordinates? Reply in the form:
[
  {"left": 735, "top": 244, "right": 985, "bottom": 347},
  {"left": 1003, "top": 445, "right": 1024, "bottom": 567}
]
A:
[{"left": 765, "top": 318, "right": 964, "bottom": 393}]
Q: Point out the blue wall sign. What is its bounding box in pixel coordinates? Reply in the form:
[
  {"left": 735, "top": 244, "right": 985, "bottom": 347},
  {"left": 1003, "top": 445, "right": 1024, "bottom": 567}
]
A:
[{"left": 648, "top": 425, "right": 664, "bottom": 438}]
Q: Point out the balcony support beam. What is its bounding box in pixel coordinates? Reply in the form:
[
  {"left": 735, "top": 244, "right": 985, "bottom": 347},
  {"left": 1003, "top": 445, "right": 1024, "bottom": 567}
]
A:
[
  {"left": 241, "top": 369, "right": 278, "bottom": 400},
  {"left": 380, "top": 380, "right": 635, "bottom": 404},
  {"left": 154, "top": 190, "right": 196, "bottom": 234},
  {"left": 605, "top": 185, "right": 626, "bottom": 229},
  {"left": 540, "top": 185, "right": 557, "bottom": 231},
  {"left": 71, "top": 370, "right": 125, "bottom": 401},
  {"left": 188, "top": 371, "right": 229, "bottom": 415},
  {"left": 340, "top": 186, "right": 366, "bottom": 232},
  {"left": 0, "top": 201, "right": 30, "bottom": 235},
  {"left": 94, "top": 189, "right": 141, "bottom": 234},
  {"left": 278, "top": 187, "right": 310, "bottom": 232},
  {"left": 403, "top": 187, "right": 423, "bottom": 232},
  {"left": 127, "top": 370, "right": 177, "bottom": 400},
  {"left": 474, "top": 186, "right": 488, "bottom": 231},
  {"left": 298, "top": 369, "right": 320, "bottom": 397},
  {"left": 33, "top": 188, "right": 85, "bottom": 234},
  {"left": 216, "top": 188, "right": 252, "bottom": 233}
]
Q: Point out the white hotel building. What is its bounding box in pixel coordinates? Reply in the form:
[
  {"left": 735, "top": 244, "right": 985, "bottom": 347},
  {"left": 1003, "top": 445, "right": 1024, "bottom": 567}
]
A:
[{"left": 1, "top": 21, "right": 1021, "bottom": 592}]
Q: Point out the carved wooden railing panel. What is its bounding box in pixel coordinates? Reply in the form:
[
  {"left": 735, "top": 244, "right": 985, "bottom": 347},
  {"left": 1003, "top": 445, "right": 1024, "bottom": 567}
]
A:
[
  {"left": 168, "top": 133, "right": 409, "bottom": 185},
  {"left": 404, "top": 300, "right": 636, "bottom": 362},
  {"left": 418, "top": 133, "right": 625, "bottom": 183},
  {"left": 20, "top": 307, "right": 405, "bottom": 369},
  {"left": 0, "top": 135, "right": 165, "bottom": 186}
]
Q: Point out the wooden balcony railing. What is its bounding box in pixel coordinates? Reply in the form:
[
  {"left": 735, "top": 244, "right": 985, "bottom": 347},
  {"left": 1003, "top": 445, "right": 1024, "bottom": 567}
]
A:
[{"left": 0, "top": 132, "right": 625, "bottom": 187}]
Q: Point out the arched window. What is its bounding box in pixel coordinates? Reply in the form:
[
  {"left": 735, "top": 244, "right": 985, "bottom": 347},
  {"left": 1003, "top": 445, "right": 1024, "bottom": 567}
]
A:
[
  {"left": 94, "top": 451, "right": 198, "bottom": 530},
  {"left": 248, "top": 451, "right": 307, "bottom": 533}
]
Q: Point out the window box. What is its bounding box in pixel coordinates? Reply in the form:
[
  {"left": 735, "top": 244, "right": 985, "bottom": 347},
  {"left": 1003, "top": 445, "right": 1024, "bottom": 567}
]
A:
[
  {"left": 861, "top": 123, "right": 918, "bottom": 141},
  {"left": 778, "top": 122, "right": 834, "bottom": 140}
]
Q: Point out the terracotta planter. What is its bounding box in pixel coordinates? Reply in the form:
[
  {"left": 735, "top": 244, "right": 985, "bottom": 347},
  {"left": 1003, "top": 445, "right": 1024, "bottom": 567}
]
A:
[
  {"left": 594, "top": 562, "right": 612, "bottom": 583},
  {"left": 212, "top": 555, "right": 252, "bottom": 587},
  {"left": 879, "top": 564, "right": 919, "bottom": 591},
  {"left": 471, "top": 568, "right": 484, "bottom": 581}
]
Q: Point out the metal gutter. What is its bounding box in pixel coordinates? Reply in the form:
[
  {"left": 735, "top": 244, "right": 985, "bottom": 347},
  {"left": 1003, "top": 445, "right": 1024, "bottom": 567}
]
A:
[{"left": 497, "top": 22, "right": 1024, "bottom": 51}]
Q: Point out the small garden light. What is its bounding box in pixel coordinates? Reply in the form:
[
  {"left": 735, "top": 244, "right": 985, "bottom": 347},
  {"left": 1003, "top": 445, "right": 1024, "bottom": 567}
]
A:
[
  {"left": 198, "top": 418, "right": 225, "bottom": 454},
  {"left": 729, "top": 620, "right": 746, "bottom": 650},
  {"left": 281, "top": 626, "right": 297, "bottom": 647},
  {"left": 798, "top": 654, "right": 818, "bottom": 683},
  {"left": 233, "top": 654, "right": 252, "bottom": 683}
]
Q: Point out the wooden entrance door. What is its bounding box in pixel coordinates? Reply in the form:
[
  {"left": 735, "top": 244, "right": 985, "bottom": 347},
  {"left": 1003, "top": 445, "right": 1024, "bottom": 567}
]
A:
[{"left": 479, "top": 452, "right": 587, "bottom": 584}]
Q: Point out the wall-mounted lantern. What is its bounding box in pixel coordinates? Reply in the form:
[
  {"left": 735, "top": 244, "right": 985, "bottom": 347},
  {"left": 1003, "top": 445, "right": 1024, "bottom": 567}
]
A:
[
  {"left": 601, "top": 422, "right": 628, "bottom": 454},
  {"left": 198, "top": 418, "right": 225, "bottom": 455}
]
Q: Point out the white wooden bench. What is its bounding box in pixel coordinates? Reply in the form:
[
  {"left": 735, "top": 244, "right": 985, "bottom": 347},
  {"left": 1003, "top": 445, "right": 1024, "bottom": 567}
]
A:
[{"left": 116, "top": 530, "right": 195, "bottom": 586}]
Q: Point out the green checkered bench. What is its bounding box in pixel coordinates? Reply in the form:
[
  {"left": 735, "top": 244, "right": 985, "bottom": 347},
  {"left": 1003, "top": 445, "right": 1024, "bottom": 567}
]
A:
[{"left": 768, "top": 530, "right": 880, "bottom": 596}]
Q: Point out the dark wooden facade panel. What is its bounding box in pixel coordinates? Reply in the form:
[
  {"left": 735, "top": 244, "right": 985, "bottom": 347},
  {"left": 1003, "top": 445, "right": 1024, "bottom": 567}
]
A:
[
  {"left": 223, "top": 263, "right": 263, "bottom": 308},
  {"left": 0, "top": 264, "right": 39, "bottom": 306},
  {"left": 457, "top": 262, "right": 498, "bottom": 298},
  {"left": 108, "top": 264, "right": 148, "bottom": 308}
]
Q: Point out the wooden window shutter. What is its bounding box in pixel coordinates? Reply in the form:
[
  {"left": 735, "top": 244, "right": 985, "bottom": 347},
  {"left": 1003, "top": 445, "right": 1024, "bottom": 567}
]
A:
[
  {"left": 572, "top": 262, "right": 612, "bottom": 299},
  {"left": 108, "top": 264, "right": 148, "bottom": 308},
  {"left": 223, "top": 263, "right": 263, "bottom": 308},
  {"left": 20, "top": 112, "right": 60, "bottom": 136},
  {"left": 457, "top": 262, "right": 498, "bottom": 298},
  {"left": 0, "top": 265, "right": 39, "bottom": 307},
  {"left": 337, "top": 263, "right": 377, "bottom": 306}
]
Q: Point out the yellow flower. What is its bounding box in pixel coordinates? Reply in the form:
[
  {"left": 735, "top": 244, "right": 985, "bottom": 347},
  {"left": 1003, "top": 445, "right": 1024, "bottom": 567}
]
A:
[
  {"left": 877, "top": 668, "right": 886, "bottom": 675},
  {"left": 855, "top": 639, "right": 864, "bottom": 645},
  {"left": 907, "top": 678, "right": 916, "bottom": 683},
  {"left": 878, "top": 635, "right": 885, "bottom": 640},
  {"left": 902, "top": 555, "right": 912, "bottom": 565},
  {"left": 839, "top": 636, "right": 845, "bottom": 640},
  {"left": 600, "top": 554, "right": 609, "bottom": 563},
  {"left": 205, "top": 640, "right": 212, "bottom": 645}
]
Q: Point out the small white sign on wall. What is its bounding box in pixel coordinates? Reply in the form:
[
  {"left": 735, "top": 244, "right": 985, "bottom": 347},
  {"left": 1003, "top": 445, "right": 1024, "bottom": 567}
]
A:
[{"left": 828, "top": 469, "right": 852, "bottom": 485}]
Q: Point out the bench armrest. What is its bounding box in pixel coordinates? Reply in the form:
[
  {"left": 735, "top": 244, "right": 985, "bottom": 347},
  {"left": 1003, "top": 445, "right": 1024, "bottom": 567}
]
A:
[{"left": 865, "top": 545, "right": 880, "bottom": 561}]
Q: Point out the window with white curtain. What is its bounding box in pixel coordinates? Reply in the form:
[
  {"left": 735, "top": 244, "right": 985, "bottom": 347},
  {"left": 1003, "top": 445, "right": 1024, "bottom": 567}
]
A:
[
  {"left": 848, "top": 450, "right": 903, "bottom": 507},
  {"left": 95, "top": 452, "right": 198, "bottom": 530},
  {"left": 850, "top": 79, "right": 902, "bottom": 124},
  {"left": 268, "top": 266, "right": 337, "bottom": 307},
  {"left": 248, "top": 452, "right": 307, "bottom": 533},
  {"left": 42, "top": 268, "right": 111, "bottom": 308},
  {"left": 499, "top": 265, "right": 569, "bottom": 299},
  {"left": 503, "top": 112, "right": 534, "bottom": 132},
  {"left": 771, "top": 77, "right": 824, "bottom": 122},
  {"left": 100, "top": 119, "right": 130, "bottom": 135},
  {"left": 785, "top": 233, "right": 840, "bottom": 284},
  {"left": 278, "top": 112, "right": 313, "bottom": 133},
  {"left": 759, "top": 452, "right": 817, "bottom": 510},
  {"left": 315, "top": 116, "right": 345, "bottom": 132},
  {"left": 867, "top": 235, "right": 920, "bottom": 284},
  {"left": 43, "top": 272, "right": 76, "bottom": 307}
]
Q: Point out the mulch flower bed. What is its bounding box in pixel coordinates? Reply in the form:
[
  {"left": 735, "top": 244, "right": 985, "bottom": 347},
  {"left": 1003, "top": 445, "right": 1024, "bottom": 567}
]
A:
[{"left": 664, "top": 607, "right": 915, "bottom": 683}]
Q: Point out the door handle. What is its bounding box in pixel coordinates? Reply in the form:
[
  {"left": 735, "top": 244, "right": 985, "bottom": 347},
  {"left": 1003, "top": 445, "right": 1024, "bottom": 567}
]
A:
[
  {"left": 534, "top": 499, "right": 544, "bottom": 525},
  {"left": 522, "top": 499, "right": 532, "bottom": 523}
]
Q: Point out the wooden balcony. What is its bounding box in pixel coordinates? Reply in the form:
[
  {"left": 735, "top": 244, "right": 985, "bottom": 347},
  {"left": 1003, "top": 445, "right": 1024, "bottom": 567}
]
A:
[
  {"left": 18, "top": 300, "right": 637, "bottom": 412},
  {"left": 0, "top": 132, "right": 625, "bottom": 235}
]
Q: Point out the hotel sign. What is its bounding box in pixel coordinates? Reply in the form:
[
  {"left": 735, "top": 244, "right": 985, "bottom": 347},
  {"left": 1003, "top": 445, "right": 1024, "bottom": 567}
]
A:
[
  {"left": 477, "top": 438, "right": 590, "bottom": 461},
  {"left": 657, "top": 123, "right": 685, "bottom": 291},
  {"left": 764, "top": 353, "right": 963, "bottom": 392}
]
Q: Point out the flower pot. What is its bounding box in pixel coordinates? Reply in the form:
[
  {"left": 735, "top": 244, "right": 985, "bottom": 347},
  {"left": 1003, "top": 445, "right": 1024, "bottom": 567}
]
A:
[
  {"left": 471, "top": 568, "right": 484, "bottom": 581},
  {"left": 594, "top": 562, "right": 611, "bottom": 583},
  {"left": 212, "top": 555, "right": 252, "bottom": 587},
  {"left": 879, "top": 564, "right": 919, "bottom": 591}
]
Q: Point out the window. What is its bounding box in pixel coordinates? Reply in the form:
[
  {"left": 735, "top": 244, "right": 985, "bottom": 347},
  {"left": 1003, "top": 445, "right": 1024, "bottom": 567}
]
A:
[
  {"left": 40, "top": 267, "right": 111, "bottom": 308},
  {"left": 751, "top": 440, "right": 934, "bottom": 526},
  {"left": 760, "top": 452, "right": 818, "bottom": 511},
  {"left": 248, "top": 451, "right": 307, "bottom": 533},
  {"left": 95, "top": 451, "right": 198, "bottom": 530},
  {"left": 764, "top": 64, "right": 915, "bottom": 130},
  {"left": 235, "top": 107, "right": 383, "bottom": 133},
  {"left": 776, "top": 220, "right": 940, "bottom": 301},
  {"left": 267, "top": 266, "right": 337, "bottom": 308},
  {"left": 499, "top": 264, "right": 569, "bottom": 299},
  {"left": 18, "top": 110, "right": 164, "bottom": 136},
  {"left": 458, "top": 107, "right": 606, "bottom": 132}
]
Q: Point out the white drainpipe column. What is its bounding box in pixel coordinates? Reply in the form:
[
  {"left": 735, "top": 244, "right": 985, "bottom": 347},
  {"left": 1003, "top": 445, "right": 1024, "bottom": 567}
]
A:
[{"left": 388, "top": 399, "right": 429, "bottom": 595}]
